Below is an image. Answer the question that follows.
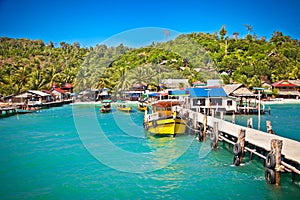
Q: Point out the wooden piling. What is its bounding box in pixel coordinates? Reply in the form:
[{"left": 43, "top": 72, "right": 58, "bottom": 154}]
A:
[
  {"left": 193, "top": 112, "right": 197, "bottom": 130},
  {"left": 232, "top": 112, "right": 235, "bottom": 124},
  {"left": 272, "top": 139, "right": 283, "bottom": 186},
  {"left": 247, "top": 118, "right": 253, "bottom": 128},
  {"left": 220, "top": 111, "right": 224, "bottom": 120},
  {"left": 238, "top": 129, "right": 246, "bottom": 163},
  {"left": 210, "top": 121, "right": 218, "bottom": 149},
  {"left": 266, "top": 121, "right": 275, "bottom": 134},
  {"left": 203, "top": 114, "right": 207, "bottom": 141},
  {"left": 233, "top": 129, "right": 246, "bottom": 166},
  {"left": 184, "top": 108, "right": 300, "bottom": 184}
]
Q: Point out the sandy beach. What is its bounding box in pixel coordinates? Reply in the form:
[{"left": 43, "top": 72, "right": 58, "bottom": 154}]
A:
[{"left": 262, "top": 99, "right": 300, "bottom": 105}]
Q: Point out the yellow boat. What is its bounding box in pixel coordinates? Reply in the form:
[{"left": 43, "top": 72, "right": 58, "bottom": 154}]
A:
[
  {"left": 144, "top": 100, "right": 186, "bottom": 137},
  {"left": 138, "top": 102, "right": 148, "bottom": 111},
  {"left": 117, "top": 104, "right": 132, "bottom": 113}
]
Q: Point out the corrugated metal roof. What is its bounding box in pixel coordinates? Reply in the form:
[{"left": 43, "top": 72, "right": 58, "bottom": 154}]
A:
[
  {"left": 288, "top": 80, "right": 300, "bottom": 86},
  {"left": 207, "top": 79, "right": 223, "bottom": 87},
  {"left": 161, "top": 79, "right": 189, "bottom": 88},
  {"left": 52, "top": 88, "right": 66, "bottom": 94},
  {"left": 186, "top": 87, "right": 227, "bottom": 97},
  {"left": 27, "top": 90, "right": 51, "bottom": 97},
  {"left": 272, "top": 80, "right": 297, "bottom": 87},
  {"left": 168, "top": 90, "right": 188, "bottom": 96}
]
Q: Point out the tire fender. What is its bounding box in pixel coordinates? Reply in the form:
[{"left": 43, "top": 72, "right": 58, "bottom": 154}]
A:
[
  {"left": 233, "top": 143, "right": 242, "bottom": 156},
  {"left": 265, "top": 153, "right": 276, "bottom": 169},
  {"left": 265, "top": 168, "right": 275, "bottom": 184}
]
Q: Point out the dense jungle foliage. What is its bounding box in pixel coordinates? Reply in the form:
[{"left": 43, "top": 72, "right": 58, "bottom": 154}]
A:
[{"left": 1, "top": 27, "right": 299, "bottom": 96}]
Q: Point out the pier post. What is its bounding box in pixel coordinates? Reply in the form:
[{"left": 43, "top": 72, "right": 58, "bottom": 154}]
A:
[
  {"left": 265, "top": 139, "right": 283, "bottom": 185},
  {"left": 203, "top": 114, "right": 207, "bottom": 141},
  {"left": 266, "top": 121, "right": 275, "bottom": 134},
  {"left": 238, "top": 129, "right": 246, "bottom": 163},
  {"left": 247, "top": 118, "right": 253, "bottom": 128},
  {"left": 220, "top": 111, "right": 224, "bottom": 120},
  {"left": 210, "top": 122, "right": 218, "bottom": 149},
  {"left": 232, "top": 112, "right": 235, "bottom": 124},
  {"left": 274, "top": 139, "right": 283, "bottom": 186},
  {"left": 193, "top": 112, "right": 197, "bottom": 130},
  {"left": 233, "top": 129, "right": 246, "bottom": 166}
]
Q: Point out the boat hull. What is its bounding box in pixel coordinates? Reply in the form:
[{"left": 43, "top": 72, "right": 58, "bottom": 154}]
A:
[
  {"left": 118, "top": 107, "right": 132, "bottom": 112},
  {"left": 100, "top": 108, "right": 111, "bottom": 113},
  {"left": 145, "top": 117, "right": 186, "bottom": 136},
  {"left": 138, "top": 105, "right": 147, "bottom": 111},
  {"left": 16, "top": 109, "right": 38, "bottom": 114}
]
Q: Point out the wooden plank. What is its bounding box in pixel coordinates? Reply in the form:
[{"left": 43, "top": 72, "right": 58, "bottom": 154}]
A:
[{"left": 184, "top": 109, "right": 300, "bottom": 164}]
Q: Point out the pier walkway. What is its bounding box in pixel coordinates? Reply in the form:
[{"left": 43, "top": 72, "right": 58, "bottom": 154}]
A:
[{"left": 183, "top": 109, "right": 300, "bottom": 175}]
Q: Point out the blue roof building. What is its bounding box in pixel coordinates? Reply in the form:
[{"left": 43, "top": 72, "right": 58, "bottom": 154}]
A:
[
  {"left": 186, "top": 87, "right": 227, "bottom": 97},
  {"left": 185, "top": 87, "right": 236, "bottom": 114}
]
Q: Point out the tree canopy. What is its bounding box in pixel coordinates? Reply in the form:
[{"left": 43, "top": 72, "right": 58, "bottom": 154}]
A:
[{"left": 1, "top": 28, "right": 299, "bottom": 96}]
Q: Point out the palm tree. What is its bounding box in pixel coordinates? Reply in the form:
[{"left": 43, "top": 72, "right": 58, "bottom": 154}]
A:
[
  {"left": 219, "top": 25, "right": 227, "bottom": 40},
  {"left": 244, "top": 24, "right": 253, "bottom": 35},
  {"left": 26, "top": 70, "right": 47, "bottom": 90},
  {"left": 12, "top": 65, "right": 31, "bottom": 93},
  {"left": 114, "top": 67, "right": 131, "bottom": 98},
  {"left": 233, "top": 32, "right": 239, "bottom": 40},
  {"left": 46, "top": 66, "right": 61, "bottom": 88}
]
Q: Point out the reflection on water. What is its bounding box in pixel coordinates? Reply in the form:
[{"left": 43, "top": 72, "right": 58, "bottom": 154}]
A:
[{"left": 146, "top": 135, "right": 193, "bottom": 166}]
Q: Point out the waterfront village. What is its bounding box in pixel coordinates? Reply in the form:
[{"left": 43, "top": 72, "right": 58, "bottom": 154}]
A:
[
  {"left": 1, "top": 75, "right": 300, "bottom": 186},
  {"left": 1, "top": 78, "right": 300, "bottom": 117}
]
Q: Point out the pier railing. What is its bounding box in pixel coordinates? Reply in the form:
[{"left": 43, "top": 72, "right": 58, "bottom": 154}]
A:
[{"left": 183, "top": 108, "right": 300, "bottom": 185}]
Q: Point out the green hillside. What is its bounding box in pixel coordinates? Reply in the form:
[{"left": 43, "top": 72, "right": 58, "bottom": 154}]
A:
[{"left": 1, "top": 29, "right": 299, "bottom": 96}]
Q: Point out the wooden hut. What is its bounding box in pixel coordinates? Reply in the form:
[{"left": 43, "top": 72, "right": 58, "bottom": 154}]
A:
[
  {"left": 272, "top": 80, "right": 300, "bottom": 99},
  {"left": 223, "top": 84, "right": 258, "bottom": 114}
]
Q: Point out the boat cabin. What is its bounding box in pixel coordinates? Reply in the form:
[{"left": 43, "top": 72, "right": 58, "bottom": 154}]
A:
[{"left": 150, "top": 100, "right": 182, "bottom": 118}]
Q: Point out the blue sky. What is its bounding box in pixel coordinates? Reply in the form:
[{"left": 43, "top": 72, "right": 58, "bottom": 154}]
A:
[{"left": 0, "top": 0, "right": 299, "bottom": 47}]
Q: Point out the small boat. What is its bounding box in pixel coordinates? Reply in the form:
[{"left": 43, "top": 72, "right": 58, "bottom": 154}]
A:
[
  {"left": 143, "top": 100, "right": 186, "bottom": 137},
  {"left": 100, "top": 100, "right": 112, "bottom": 113},
  {"left": 138, "top": 102, "right": 148, "bottom": 112},
  {"left": 117, "top": 104, "right": 132, "bottom": 113},
  {"left": 16, "top": 107, "right": 39, "bottom": 114}
]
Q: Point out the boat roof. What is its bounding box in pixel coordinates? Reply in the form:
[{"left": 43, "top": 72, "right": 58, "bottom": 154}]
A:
[
  {"left": 102, "top": 100, "right": 112, "bottom": 103},
  {"left": 151, "top": 100, "right": 183, "bottom": 107}
]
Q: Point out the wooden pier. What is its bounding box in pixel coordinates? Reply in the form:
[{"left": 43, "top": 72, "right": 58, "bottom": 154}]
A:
[
  {"left": 183, "top": 108, "right": 300, "bottom": 185},
  {"left": 41, "top": 99, "right": 73, "bottom": 108},
  {"left": 0, "top": 107, "right": 16, "bottom": 117},
  {"left": 0, "top": 100, "right": 73, "bottom": 118}
]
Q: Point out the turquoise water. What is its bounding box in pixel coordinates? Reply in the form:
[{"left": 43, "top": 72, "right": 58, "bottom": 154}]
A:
[
  {"left": 224, "top": 104, "right": 300, "bottom": 141},
  {"left": 0, "top": 104, "right": 299, "bottom": 199}
]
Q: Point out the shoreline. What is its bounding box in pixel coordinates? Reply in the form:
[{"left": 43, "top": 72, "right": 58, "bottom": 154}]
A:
[
  {"left": 262, "top": 99, "right": 300, "bottom": 105},
  {"left": 70, "top": 99, "right": 300, "bottom": 106},
  {"left": 71, "top": 101, "right": 140, "bottom": 105}
]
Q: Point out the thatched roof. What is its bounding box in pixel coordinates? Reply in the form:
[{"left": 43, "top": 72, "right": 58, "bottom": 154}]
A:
[
  {"left": 232, "top": 87, "right": 255, "bottom": 96},
  {"left": 223, "top": 84, "right": 255, "bottom": 97},
  {"left": 223, "top": 84, "right": 243, "bottom": 95}
]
